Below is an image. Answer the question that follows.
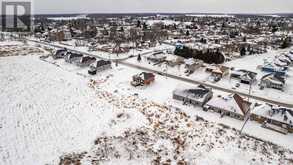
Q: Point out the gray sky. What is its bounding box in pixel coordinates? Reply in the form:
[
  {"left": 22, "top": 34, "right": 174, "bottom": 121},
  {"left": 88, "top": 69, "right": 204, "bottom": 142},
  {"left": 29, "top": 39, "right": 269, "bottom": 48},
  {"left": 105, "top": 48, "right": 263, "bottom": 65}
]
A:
[{"left": 34, "top": 0, "right": 293, "bottom": 14}]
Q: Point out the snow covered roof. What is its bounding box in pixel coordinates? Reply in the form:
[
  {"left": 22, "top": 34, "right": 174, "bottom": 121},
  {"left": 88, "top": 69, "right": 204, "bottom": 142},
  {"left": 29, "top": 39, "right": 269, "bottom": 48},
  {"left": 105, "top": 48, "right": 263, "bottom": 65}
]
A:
[
  {"left": 252, "top": 104, "right": 293, "bottom": 126},
  {"left": 211, "top": 65, "right": 229, "bottom": 74},
  {"left": 146, "top": 53, "right": 167, "bottom": 60},
  {"left": 261, "top": 73, "right": 285, "bottom": 84},
  {"left": 184, "top": 58, "right": 196, "bottom": 65},
  {"left": 173, "top": 84, "right": 212, "bottom": 103},
  {"left": 206, "top": 94, "right": 250, "bottom": 116}
]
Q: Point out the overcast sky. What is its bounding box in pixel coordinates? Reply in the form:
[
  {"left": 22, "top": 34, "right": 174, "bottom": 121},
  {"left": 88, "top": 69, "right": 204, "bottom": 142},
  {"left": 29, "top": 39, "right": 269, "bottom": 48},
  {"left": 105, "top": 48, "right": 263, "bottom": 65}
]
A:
[{"left": 33, "top": 0, "right": 293, "bottom": 14}]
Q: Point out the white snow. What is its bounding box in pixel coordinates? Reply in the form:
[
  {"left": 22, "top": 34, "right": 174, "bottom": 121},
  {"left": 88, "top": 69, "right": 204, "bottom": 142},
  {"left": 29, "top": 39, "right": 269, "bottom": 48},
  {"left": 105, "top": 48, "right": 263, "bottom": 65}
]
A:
[
  {"left": 206, "top": 94, "right": 245, "bottom": 115},
  {"left": 0, "top": 41, "right": 24, "bottom": 46},
  {"left": 0, "top": 55, "right": 146, "bottom": 164},
  {"left": 47, "top": 15, "right": 89, "bottom": 21}
]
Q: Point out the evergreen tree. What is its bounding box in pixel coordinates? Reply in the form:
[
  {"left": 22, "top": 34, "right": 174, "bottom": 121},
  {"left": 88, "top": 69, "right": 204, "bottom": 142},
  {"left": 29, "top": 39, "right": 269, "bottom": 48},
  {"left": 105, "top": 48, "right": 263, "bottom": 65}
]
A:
[
  {"left": 137, "top": 54, "right": 142, "bottom": 62},
  {"left": 240, "top": 47, "right": 246, "bottom": 56},
  {"left": 272, "top": 25, "right": 278, "bottom": 33},
  {"left": 174, "top": 46, "right": 224, "bottom": 64},
  {"left": 186, "top": 30, "right": 190, "bottom": 36},
  {"left": 119, "top": 26, "right": 124, "bottom": 32},
  {"left": 143, "top": 22, "right": 148, "bottom": 30},
  {"left": 137, "top": 20, "right": 141, "bottom": 28},
  {"left": 280, "top": 37, "right": 291, "bottom": 49}
]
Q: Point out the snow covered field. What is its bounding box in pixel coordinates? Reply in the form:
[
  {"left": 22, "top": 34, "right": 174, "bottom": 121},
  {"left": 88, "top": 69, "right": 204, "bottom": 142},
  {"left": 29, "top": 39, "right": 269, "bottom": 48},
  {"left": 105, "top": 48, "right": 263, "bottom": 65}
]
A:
[
  {"left": 0, "top": 55, "right": 147, "bottom": 164},
  {"left": 1, "top": 41, "right": 293, "bottom": 164}
]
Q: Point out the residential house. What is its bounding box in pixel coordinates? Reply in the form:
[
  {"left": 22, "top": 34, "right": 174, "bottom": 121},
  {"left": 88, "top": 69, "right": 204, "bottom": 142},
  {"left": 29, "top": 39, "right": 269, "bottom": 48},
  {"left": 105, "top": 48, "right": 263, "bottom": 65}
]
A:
[
  {"left": 285, "top": 52, "right": 293, "bottom": 62},
  {"left": 52, "top": 48, "right": 67, "bottom": 59},
  {"left": 65, "top": 52, "right": 83, "bottom": 63},
  {"left": 146, "top": 52, "right": 167, "bottom": 63},
  {"left": 96, "top": 60, "right": 112, "bottom": 70},
  {"left": 251, "top": 104, "right": 293, "bottom": 134},
  {"left": 184, "top": 58, "right": 203, "bottom": 75},
  {"left": 88, "top": 60, "right": 112, "bottom": 75},
  {"left": 48, "top": 29, "right": 66, "bottom": 41},
  {"left": 63, "top": 29, "right": 72, "bottom": 41},
  {"left": 260, "top": 73, "right": 286, "bottom": 91},
  {"left": 204, "top": 94, "right": 251, "bottom": 120},
  {"left": 274, "top": 58, "right": 290, "bottom": 67},
  {"left": 165, "top": 56, "right": 185, "bottom": 67},
  {"left": 173, "top": 84, "right": 213, "bottom": 107},
  {"left": 230, "top": 69, "right": 257, "bottom": 84},
  {"left": 277, "top": 54, "right": 292, "bottom": 66},
  {"left": 206, "top": 65, "right": 230, "bottom": 78},
  {"left": 76, "top": 56, "right": 96, "bottom": 67},
  {"left": 262, "top": 63, "right": 287, "bottom": 76}
]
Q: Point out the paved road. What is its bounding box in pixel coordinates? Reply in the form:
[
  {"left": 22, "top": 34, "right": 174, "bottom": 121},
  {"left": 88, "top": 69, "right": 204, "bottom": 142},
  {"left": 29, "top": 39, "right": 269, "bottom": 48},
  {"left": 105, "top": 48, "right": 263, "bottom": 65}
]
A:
[{"left": 29, "top": 39, "right": 293, "bottom": 108}]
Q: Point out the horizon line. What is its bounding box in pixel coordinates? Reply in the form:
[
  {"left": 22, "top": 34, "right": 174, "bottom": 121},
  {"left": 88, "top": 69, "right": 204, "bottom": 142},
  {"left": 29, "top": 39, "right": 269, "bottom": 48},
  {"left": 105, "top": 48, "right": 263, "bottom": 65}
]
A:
[{"left": 33, "top": 12, "right": 293, "bottom": 16}]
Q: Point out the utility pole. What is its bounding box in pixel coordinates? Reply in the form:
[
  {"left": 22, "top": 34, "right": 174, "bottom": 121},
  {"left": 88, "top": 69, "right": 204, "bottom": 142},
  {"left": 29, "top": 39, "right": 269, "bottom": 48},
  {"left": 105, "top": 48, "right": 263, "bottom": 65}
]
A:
[
  {"left": 163, "top": 62, "right": 168, "bottom": 79},
  {"left": 240, "top": 79, "right": 253, "bottom": 134}
]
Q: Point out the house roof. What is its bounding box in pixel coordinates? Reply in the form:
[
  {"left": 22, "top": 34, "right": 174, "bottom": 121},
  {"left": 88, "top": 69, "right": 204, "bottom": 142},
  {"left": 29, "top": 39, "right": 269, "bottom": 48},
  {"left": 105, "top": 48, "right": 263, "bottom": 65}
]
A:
[
  {"left": 252, "top": 104, "right": 293, "bottom": 126},
  {"left": 206, "top": 93, "right": 250, "bottom": 116},
  {"left": 96, "top": 60, "right": 111, "bottom": 67},
  {"left": 184, "top": 58, "right": 196, "bottom": 65},
  {"left": 262, "top": 73, "right": 285, "bottom": 84},
  {"left": 80, "top": 56, "right": 96, "bottom": 63},
  {"left": 212, "top": 68, "right": 223, "bottom": 74},
  {"left": 173, "top": 84, "right": 212, "bottom": 103},
  {"left": 231, "top": 69, "right": 257, "bottom": 77}
]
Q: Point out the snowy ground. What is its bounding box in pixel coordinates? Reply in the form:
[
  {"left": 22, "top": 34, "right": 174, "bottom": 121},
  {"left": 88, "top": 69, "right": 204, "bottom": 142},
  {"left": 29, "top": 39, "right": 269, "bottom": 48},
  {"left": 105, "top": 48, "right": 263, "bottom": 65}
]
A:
[
  {"left": 0, "top": 55, "right": 147, "bottom": 164},
  {"left": 1, "top": 43, "right": 293, "bottom": 164},
  {"left": 0, "top": 41, "right": 24, "bottom": 46},
  {"left": 0, "top": 41, "right": 46, "bottom": 57},
  {"left": 59, "top": 78, "right": 293, "bottom": 165}
]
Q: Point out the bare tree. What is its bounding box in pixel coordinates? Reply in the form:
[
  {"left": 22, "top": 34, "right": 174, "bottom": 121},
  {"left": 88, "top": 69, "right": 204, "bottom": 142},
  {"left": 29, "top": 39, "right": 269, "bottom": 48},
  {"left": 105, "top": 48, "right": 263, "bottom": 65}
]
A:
[{"left": 129, "top": 27, "right": 141, "bottom": 48}]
